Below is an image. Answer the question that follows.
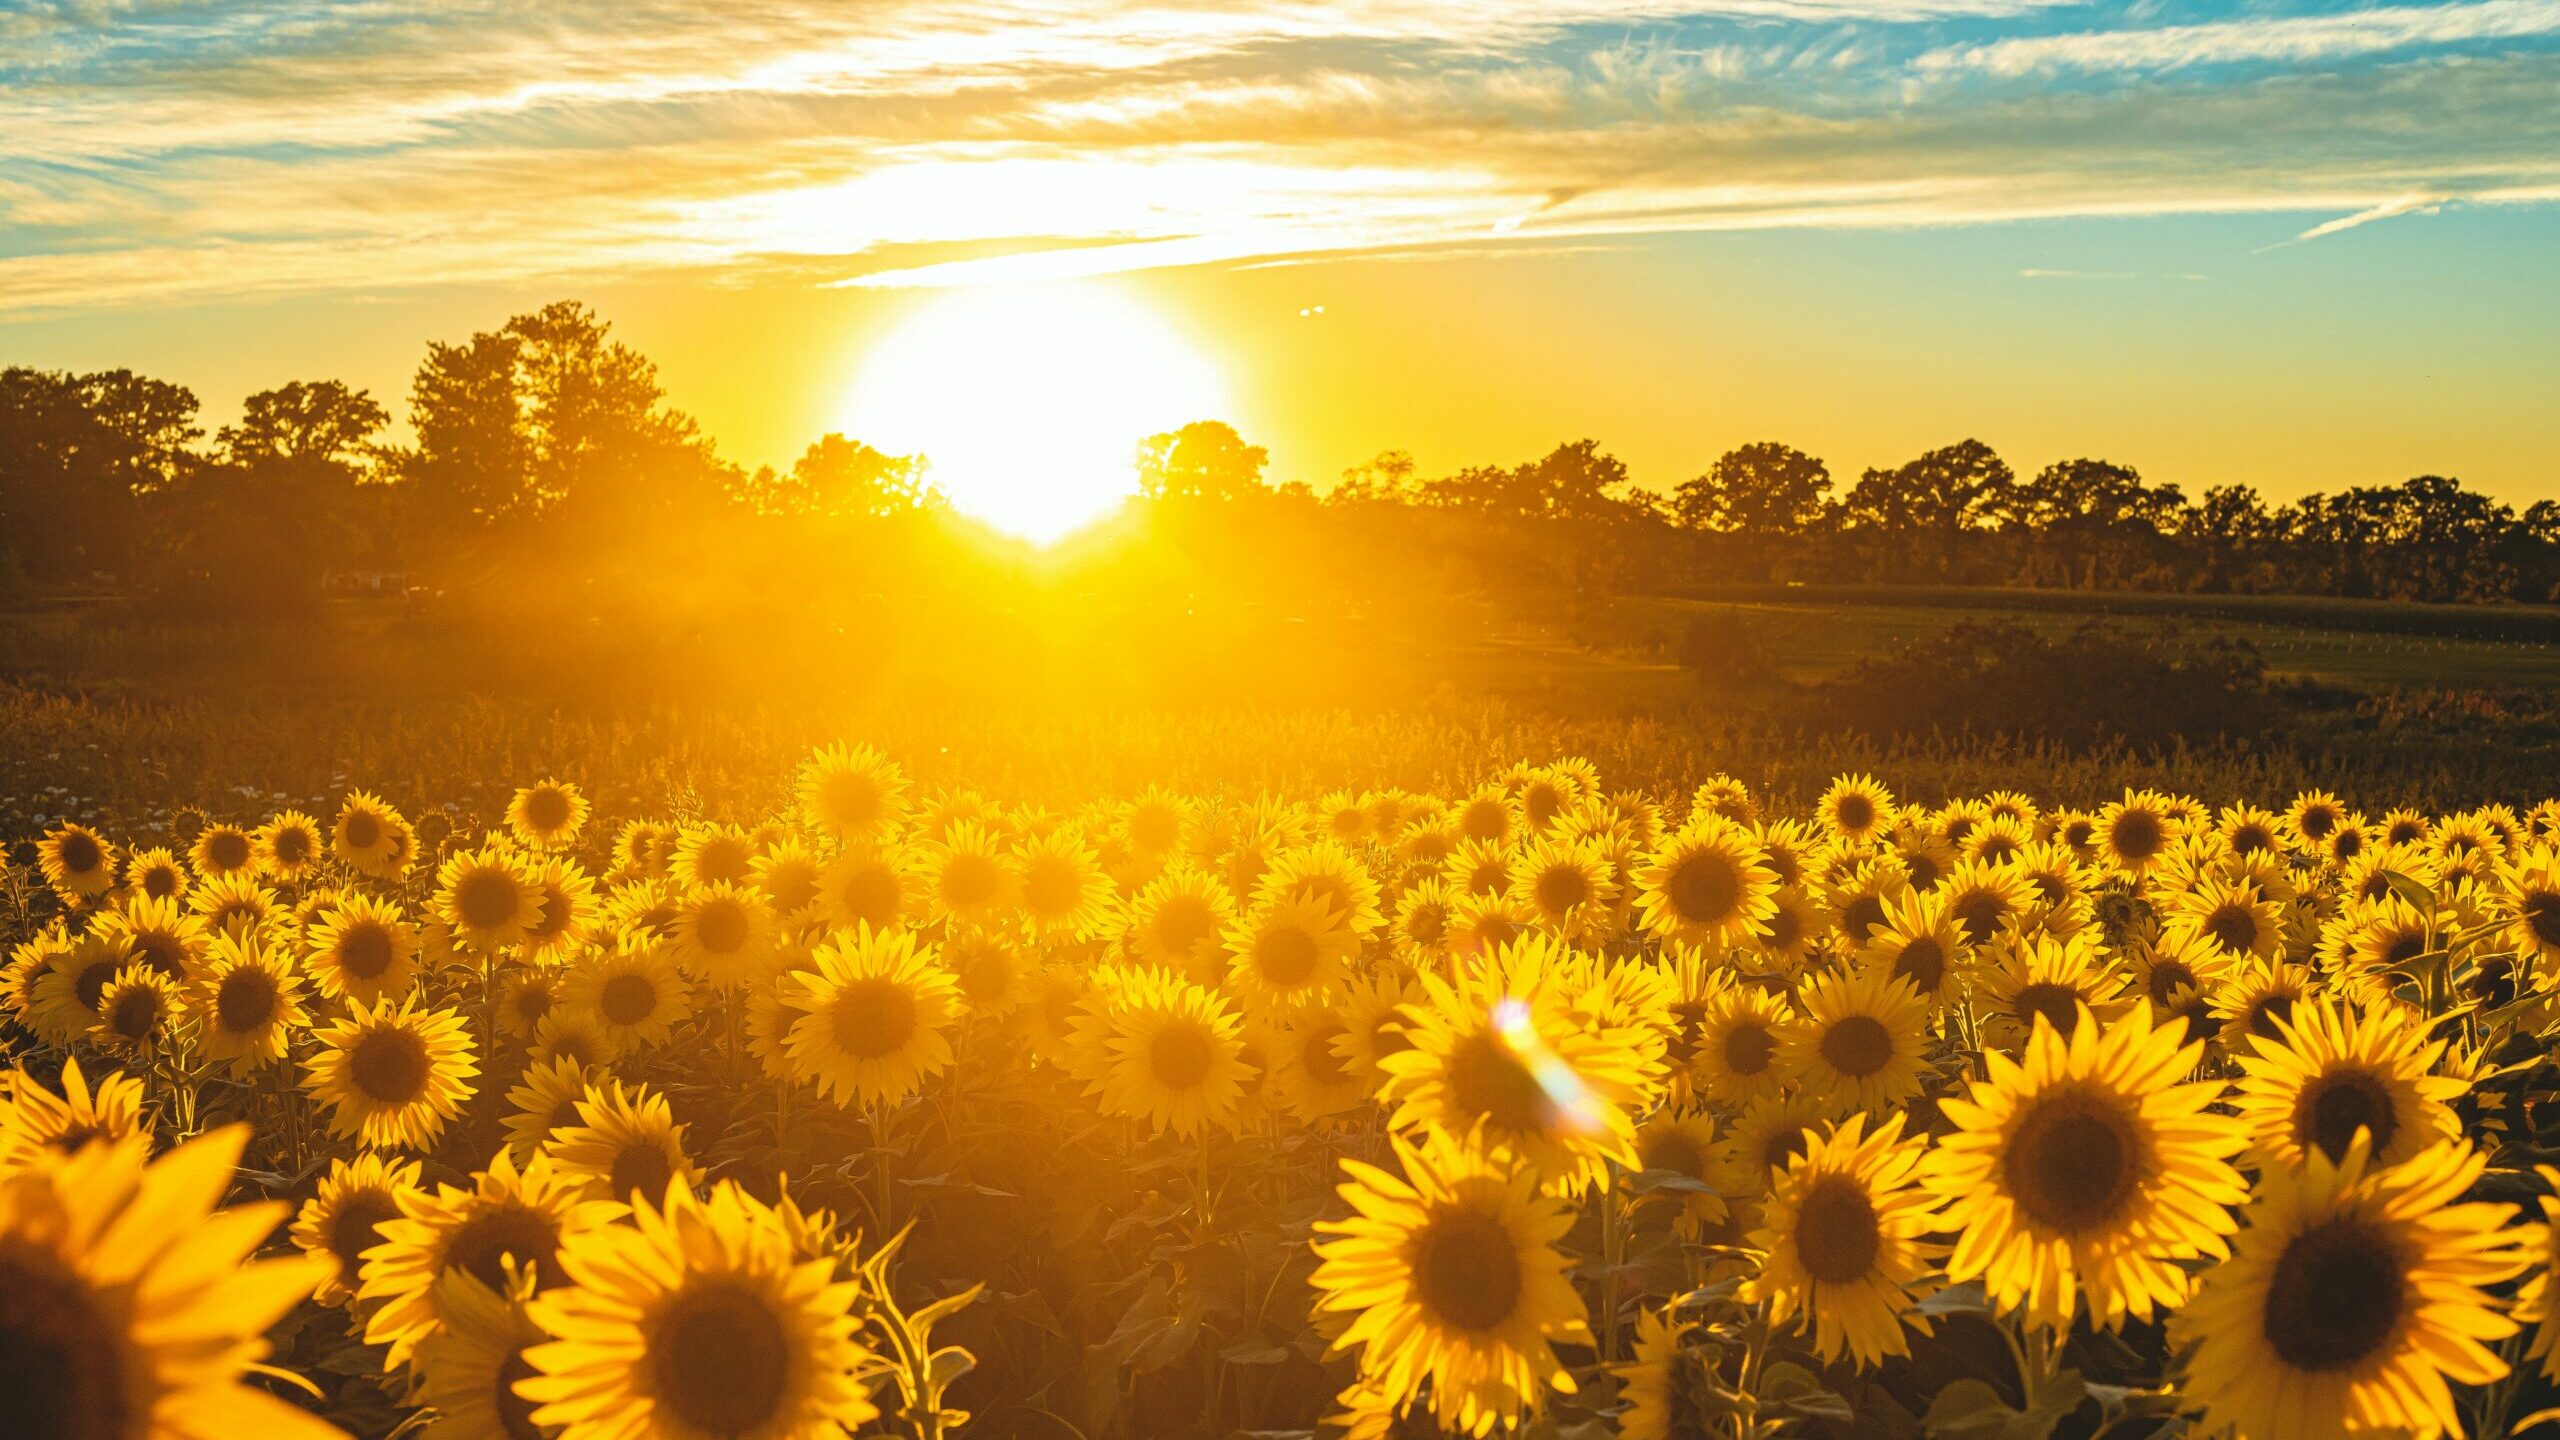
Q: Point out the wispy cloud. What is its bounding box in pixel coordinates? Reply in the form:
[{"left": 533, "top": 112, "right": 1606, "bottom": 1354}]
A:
[
  {"left": 2019, "top": 268, "right": 2211, "bottom": 280},
  {"left": 0, "top": 0, "right": 2555, "bottom": 314},
  {"left": 2256, "top": 192, "right": 2447, "bottom": 250}
]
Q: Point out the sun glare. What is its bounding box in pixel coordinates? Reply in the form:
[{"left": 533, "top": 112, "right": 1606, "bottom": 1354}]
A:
[{"left": 839, "top": 284, "right": 1229, "bottom": 543}]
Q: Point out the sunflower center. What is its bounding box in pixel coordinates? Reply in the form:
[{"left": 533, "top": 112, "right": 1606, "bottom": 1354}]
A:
[
  {"left": 1404, "top": 903, "right": 1448, "bottom": 947},
  {"left": 2205, "top": 904, "right": 2259, "bottom": 954},
  {"left": 595, "top": 973, "right": 663, "bottom": 1028},
  {"left": 142, "top": 866, "right": 178, "bottom": 899},
  {"left": 1834, "top": 795, "right": 1875, "bottom": 833},
  {"left": 512, "top": 981, "right": 556, "bottom": 1027},
  {"left": 456, "top": 870, "right": 524, "bottom": 932},
  {"left": 2146, "top": 959, "right": 2197, "bottom": 1006},
  {"left": 351, "top": 1025, "right": 432, "bottom": 1104},
  {"left": 1841, "top": 894, "right": 1887, "bottom": 943},
  {"left": 1410, "top": 1208, "right": 1524, "bottom": 1333},
  {"left": 2380, "top": 930, "right": 2425, "bottom": 968},
  {"left": 2011, "top": 983, "right": 2083, "bottom": 1039},
  {"left": 1762, "top": 1123, "right": 1812, "bottom": 1175},
  {"left": 1666, "top": 851, "right": 1741, "bottom": 925},
  {"left": 653, "top": 1280, "right": 796, "bottom": 1437},
  {"left": 609, "top": 1142, "right": 676, "bottom": 1202},
  {"left": 2526, "top": 893, "right": 2560, "bottom": 948},
  {"left": 73, "top": 961, "right": 116, "bottom": 1011},
  {"left": 1300, "top": 1025, "right": 1351, "bottom": 1088},
  {"left": 2262, "top": 1218, "right": 2405, "bottom": 1372},
  {"left": 836, "top": 866, "right": 903, "bottom": 928},
  {"left": 2300, "top": 1069, "right": 2398, "bottom": 1164},
  {"left": 495, "top": 1351, "right": 546, "bottom": 1440},
  {"left": 822, "top": 773, "right": 884, "bottom": 831},
  {"left": 1148, "top": 1024, "right": 1216, "bottom": 1090},
  {"left": 1640, "top": 1129, "right": 1707, "bottom": 1179},
  {"left": 2298, "top": 806, "right": 2337, "bottom": 840},
  {"left": 2110, "top": 811, "right": 2163, "bottom": 862},
  {"left": 1952, "top": 895, "right": 2004, "bottom": 946},
  {"left": 2247, "top": 993, "right": 2296, "bottom": 1041},
  {"left": 1446, "top": 1031, "right": 1551, "bottom": 1134},
  {"left": 106, "top": 986, "right": 161, "bottom": 1041},
  {"left": 1148, "top": 895, "right": 1217, "bottom": 953},
  {"left": 1819, "top": 1015, "right": 1893, "bottom": 1079},
  {"left": 343, "top": 811, "right": 383, "bottom": 848},
  {"left": 1722, "top": 1022, "right": 1776, "bottom": 1078},
  {"left": 695, "top": 899, "right": 750, "bottom": 954},
  {"left": 1022, "top": 859, "right": 1081, "bottom": 916},
  {"left": 58, "top": 832, "right": 103, "bottom": 872},
  {"left": 2004, "top": 1095, "right": 2142, "bottom": 1235},
  {"left": 1761, "top": 905, "right": 1803, "bottom": 951},
  {"left": 448, "top": 1206, "right": 565, "bottom": 1293},
  {"left": 1890, "top": 937, "right": 1947, "bottom": 994},
  {"left": 205, "top": 831, "right": 251, "bottom": 870},
  {"left": 328, "top": 1191, "right": 403, "bottom": 1285},
  {"left": 524, "top": 789, "right": 573, "bottom": 832},
  {"left": 2232, "top": 824, "right": 2274, "bottom": 855},
  {"left": 1794, "top": 1176, "right": 1881, "bottom": 1284},
  {"left": 274, "top": 828, "right": 313, "bottom": 864},
  {"left": 216, "top": 968, "right": 278, "bottom": 1032},
  {"left": 940, "top": 854, "right": 1002, "bottom": 908},
  {"left": 336, "top": 922, "right": 395, "bottom": 980},
  {"left": 132, "top": 932, "right": 184, "bottom": 979},
  {"left": 831, "top": 978, "right": 919, "bottom": 1059},
  {"left": 1253, "top": 926, "right": 1322, "bottom": 989},
  {"left": 0, "top": 1244, "right": 131, "bottom": 1440},
  {"left": 1534, "top": 866, "right": 1590, "bottom": 915}
]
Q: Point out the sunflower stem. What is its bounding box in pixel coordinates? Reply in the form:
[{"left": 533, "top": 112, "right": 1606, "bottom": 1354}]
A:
[{"left": 1600, "top": 1164, "right": 1628, "bottom": 1366}]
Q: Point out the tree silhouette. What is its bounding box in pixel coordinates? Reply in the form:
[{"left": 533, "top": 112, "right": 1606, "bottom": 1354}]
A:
[
  {"left": 1135, "top": 421, "right": 1268, "bottom": 501},
  {"left": 1675, "top": 442, "right": 1831, "bottom": 536}
]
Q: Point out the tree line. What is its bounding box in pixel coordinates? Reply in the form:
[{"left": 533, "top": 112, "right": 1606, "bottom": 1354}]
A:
[{"left": 5, "top": 300, "right": 2556, "bottom": 612}]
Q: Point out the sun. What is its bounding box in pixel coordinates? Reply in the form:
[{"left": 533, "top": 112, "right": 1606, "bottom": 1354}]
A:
[{"left": 839, "top": 283, "right": 1229, "bottom": 543}]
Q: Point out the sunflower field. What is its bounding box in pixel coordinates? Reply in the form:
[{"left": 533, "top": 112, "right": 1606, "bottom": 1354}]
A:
[{"left": 10, "top": 747, "right": 2560, "bottom": 1440}]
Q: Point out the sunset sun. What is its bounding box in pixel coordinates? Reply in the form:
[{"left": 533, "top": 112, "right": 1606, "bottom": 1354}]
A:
[{"left": 839, "top": 284, "right": 1229, "bottom": 543}]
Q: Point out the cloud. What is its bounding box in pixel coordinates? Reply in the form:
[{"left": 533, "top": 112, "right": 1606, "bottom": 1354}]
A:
[
  {"left": 2254, "top": 192, "right": 2448, "bottom": 251},
  {"left": 0, "top": 0, "right": 2556, "bottom": 314},
  {"left": 1918, "top": 0, "right": 2560, "bottom": 76}
]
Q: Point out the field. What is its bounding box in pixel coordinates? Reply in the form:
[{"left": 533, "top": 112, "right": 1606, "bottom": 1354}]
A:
[{"left": 7, "top": 591, "right": 2560, "bottom": 1440}]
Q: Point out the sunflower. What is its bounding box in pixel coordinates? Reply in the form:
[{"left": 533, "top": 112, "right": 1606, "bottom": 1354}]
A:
[
  {"left": 1825, "top": 856, "right": 1910, "bottom": 948},
  {"left": 2174, "top": 1138, "right": 2526, "bottom": 1440},
  {"left": 254, "top": 808, "right": 326, "bottom": 882},
  {"left": 1379, "top": 936, "right": 1650, "bottom": 1189},
  {"left": 2499, "top": 842, "right": 2560, "bottom": 976},
  {"left": 561, "top": 938, "right": 694, "bottom": 1053},
  {"left": 1270, "top": 1003, "right": 1367, "bottom": 1122},
  {"left": 521, "top": 1179, "right": 878, "bottom": 1440},
  {"left": 305, "top": 996, "right": 481, "bottom": 1150},
  {"left": 186, "top": 928, "right": 310, "bottom": 1069},
  {"left": 517, "top": 855, "right": 598, "bottom": 964},
  {"left": 89, "top": 962, "right": 181, "bottom": 1059},
  {"left": 306, "top": 890, "right": 422, "bottom": 1008},
  {"left": 499, "top": 963, "right": 565, "bottom": 1040},
  {"left": 1508, "top": 835, "right": 1620, "bottom": 943},
  {"left": 1092, "top": 971, "right": 1256, "bottom": 1138},
  {"left": 94, "top": 891, "right": 207, "bottom": 981},
  {"left": 1632, "top": 1106, "right": 1728, "bottom": 1229},
  {"left": 1442, "top": 891, "right": 1537, "bottom": 963},
  {"left": 1334, "top": 973, "right": 1421, "bottom": 1092},
  {"left": 1973, "top": 930, "right": 2128, "bottom": 1051},
  {"left": 124, "top": 845, "right": 187, "bottom": 903},
  {"left": 613, "top": 820, "right": 680, "bottom": 879},
  {"left": 0, "top": 1057, "right": 149, "bottom": 1170},
  {"left": 1443, "top": 838, "right": 1517, "bottom": 900},
  {"left": 750, "top": 837, "right": 827, "bottom": 925},
  {"left": 1225, "top": 895, "right": 1358, "bottom": 1011},
  {"left": 415, "top": 1267, "right": 554, "bottom": 1440},
  {"left": 187, "top": 870, "right": 279, "bottom": 939},
  {"left": 507, "top": 777, "right": 591, "bottom": 850},
  {"left": 2164, "top": 871, "right": 2285, "bottom": 966},
  {"left": 1927, "top": 1001, "right": 2247, "bottom": 1333},
  {"left": 1817, "top": 774, "right": 1897, "bottom": 845},
  {"left": 1391, "top": 877, "right": 1458, "bottom": 968},
  {"left": 1632, "top": 817, "right": 1778, "bottom": 951},
  {"left": 2517, "top": 1165, "right": 2560, "bottom": 1388},
  {"left": 797, "top": 740, "right": 910, "bottom": 844},
  {"left": 2233, "top": 999, "right": 2464, "bottom": 1169},
  {"left": 549, "top": 1079, "right": 701, "bottom": 1205},
  {"left": 814, "top": 846, "right": 919, "bottom": 936},
  {"left": 291, "top": 1150, "right": 425, "bottom": 1305},
  {"left": 438, "top": 847, "right": 546, "bottom": 954},
  {"left": 1258, "top": 839, "right": 1387, "bottom": 937},
  {"left": 335, "top": 789, "right": 414, "bottom": 878},
  {"left": 2210, "top": 958, "right": 2315, "bottom": 1057},
  {"left": 1310, "top": 1132, "right": 1590, "bottom": 1437},
  {"left": 35, "top": 820, "right": 117, "bottom": 902},
  {"left": 1778, "top": 968, "right": 1931, "bottom": 1116},
  {"left": 669, "top": 822, "right": 756, "bottom": 890},
  {"left": 362, "top": 1147, "right": 624, "bottom": 1370},
  {"left": 189, "top": 821, "right": 257, "bottom": 878},
  {"left": 1744, "top": 1112, "right": 1938, "bottom": 1367},
  {"left": 531, "top": 1007, "right": 625, "bottom": 1069},
  {"left": 0, "top": 1125, "right": 341, "bottom": 1439},
  {"left": 1121, "top": 785, "right": 1193, "bottom": 858},
  {"left": 2126, "top": 930, "right": 2234, "bottom": 1043},
  {"left": 2096, "top": 790, "right": 2180, "bottom": 877},
  {"left": 782, "top": 924, "right": 959, "bottom": 1110},
  {"left": 503, "top": 1054, "right": 600, "bottom": 1163},
  {"left": 662, "top": 879, "right": 777, "bottom": 992},
  {"left": 1689, "top": 976, "right": 1791, "bottom": 1107},
  {"left": 1853, "top": 887, "right": 1970, "bottom": 1010},
  {"left": 1122, "top": 863, "right": 1238, "bottom": 976},
  {"left": 2284, "top": 788, "right": 2351, "bottom": 851}
]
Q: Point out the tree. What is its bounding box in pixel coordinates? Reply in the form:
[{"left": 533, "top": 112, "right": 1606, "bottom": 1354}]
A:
[
  {"left": 1330, "top": 450, "right": 1418, "bottom": 505},
  {"left": 142, "top": 380, "right": 390, "bottom": 610},
  {"left": 2014, "top": 458, "right": 2183, "bottom": 588},
  {"left": 742, "top": 434, "right": 937, "bottom": 519},
  {"left": 1675, "top": 442, "right": 1831, "bottom": 536},
  {"left": 1842, "top": 439, "right": 2014, "bottom": 578},
  {"left": 1134, "top": 421, "right": 1268, "bottom": 502},
  {"left": 0, "top": 366, "right": 199, "bottom": 585}
]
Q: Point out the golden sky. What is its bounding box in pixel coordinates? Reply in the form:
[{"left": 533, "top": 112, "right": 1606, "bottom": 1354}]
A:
[{"left": 3, "top": 0, "right": 2556, "bottom": 504}]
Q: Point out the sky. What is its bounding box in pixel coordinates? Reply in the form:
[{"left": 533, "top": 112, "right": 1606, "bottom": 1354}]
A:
[{"left": 2, "top": 0, "right": 2556, "bottom": 506}]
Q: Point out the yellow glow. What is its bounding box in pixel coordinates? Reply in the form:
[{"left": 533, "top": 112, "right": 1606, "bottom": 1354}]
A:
[{"left": 837, "top": 283, "right": 1230, "bottom": 543}]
